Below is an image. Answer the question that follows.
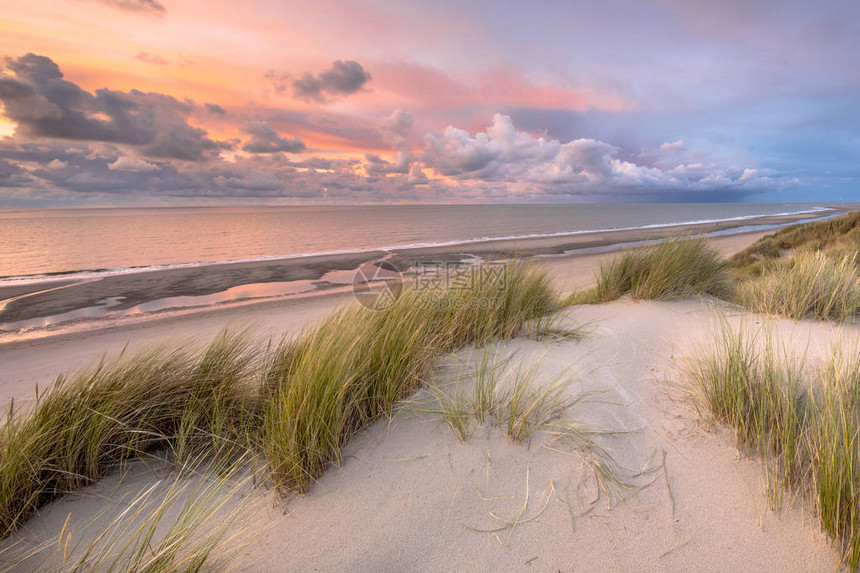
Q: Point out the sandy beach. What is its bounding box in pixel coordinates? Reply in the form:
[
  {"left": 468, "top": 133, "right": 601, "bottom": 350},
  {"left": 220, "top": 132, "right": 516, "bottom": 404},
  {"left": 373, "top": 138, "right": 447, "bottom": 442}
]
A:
[
  {"left": 1, "top": 225, "right": 855, "bottom": 571},
  {"left": 0, "top": 210, "right": 830, "bottom": 332},
  {"left": 0, "top": 228, "right": 771, "bottom": 406}
]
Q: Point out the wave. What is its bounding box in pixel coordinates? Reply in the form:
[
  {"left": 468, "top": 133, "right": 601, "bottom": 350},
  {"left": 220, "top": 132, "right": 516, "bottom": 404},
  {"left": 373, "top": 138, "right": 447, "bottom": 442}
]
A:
[{"left": 0, "top": 206, "right": 834, "bottom": 287}]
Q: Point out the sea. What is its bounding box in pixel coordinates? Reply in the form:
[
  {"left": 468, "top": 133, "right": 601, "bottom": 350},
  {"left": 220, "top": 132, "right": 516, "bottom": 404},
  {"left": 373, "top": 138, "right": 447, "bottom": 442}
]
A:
[{"left": 0, "top": 204, "right": 836, "bottom": 283}]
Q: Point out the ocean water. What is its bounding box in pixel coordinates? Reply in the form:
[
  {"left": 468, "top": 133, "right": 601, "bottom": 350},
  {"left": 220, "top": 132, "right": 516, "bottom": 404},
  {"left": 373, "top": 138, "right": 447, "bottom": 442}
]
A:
[{"left": 0, "top": 203, "right": 831, "bottom": 282}]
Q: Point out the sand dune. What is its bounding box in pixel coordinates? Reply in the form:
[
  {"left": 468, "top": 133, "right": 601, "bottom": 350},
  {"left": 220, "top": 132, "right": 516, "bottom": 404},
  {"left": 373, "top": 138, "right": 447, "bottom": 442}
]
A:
[
  {"left": 229, "top": 299, "right": 844, "bottom": 571},
  {"left": 0, "top": 229, "right": 851, "bottom": 571},
  {"left": 5, "top": 297, "right": 853, "bottom": 571}
]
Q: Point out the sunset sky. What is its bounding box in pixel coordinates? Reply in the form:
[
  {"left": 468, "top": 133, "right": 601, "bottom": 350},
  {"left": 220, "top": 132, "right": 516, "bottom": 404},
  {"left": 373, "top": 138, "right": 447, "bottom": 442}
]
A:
[{"left": 0, "top": 0, "right": 857, "bottom": 206}]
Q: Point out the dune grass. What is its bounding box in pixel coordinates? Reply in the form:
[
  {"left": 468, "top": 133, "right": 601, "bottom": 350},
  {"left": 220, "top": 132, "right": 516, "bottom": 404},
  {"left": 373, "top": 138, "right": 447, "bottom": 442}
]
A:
[
  {"left": 685, "top": 323, "right": 860, "bottom": 567},
  {"left": 736, "top": 251, "right": 860, "bottom": 321},
  {"left": 0, "top": 260, "right": 563, "bottom": 541},
  {"left": 2, "top": 455, "right": 261, "bottom": 572},
  {"left": 570, "top": 212, "right": 860, "bottom": 324},
  {"left": 262, "top": 260, "right": 561, "bottom": 492},
  {"left": 730, "top": 210, "right": 860, "bottom": 279},
  {"left": 420, "top": 349, "right": 579, "bottom": 445},
  {"left": 575, "top": 236, "right": 730, "bottom": 304},
  {"left": 0, "top": 330, "right": 260, "bottom": 539},
  {"left": 422, "top": 349, "right": 637, "bottom": 506}
]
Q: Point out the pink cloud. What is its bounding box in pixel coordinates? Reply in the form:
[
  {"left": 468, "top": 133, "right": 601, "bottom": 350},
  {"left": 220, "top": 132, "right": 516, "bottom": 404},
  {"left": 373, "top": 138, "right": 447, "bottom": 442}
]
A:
[{"left": 373, "top": 61, "right": 633, "bottom": 115}]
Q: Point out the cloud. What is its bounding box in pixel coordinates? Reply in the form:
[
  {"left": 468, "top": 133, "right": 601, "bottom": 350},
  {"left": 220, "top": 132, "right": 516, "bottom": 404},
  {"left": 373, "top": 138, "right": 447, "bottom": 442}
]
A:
[
  {"left": 135, "top": 52, "right": 167, "bottom": 66},
  {"left": 240, "top": 121, "right": 306, "bottom": 153},
  {"left": 407, "top": 164, "right": 428, "bottom": 185},
  {"left": 419, "top": 114, "right": 776, "bottom": 194},
  {"left": 739, "top": 168, "right": 759, "bottom": 182},
  {"left": 364, "top": 151, "right": 410, "bottom": 175},
  {"left": 0, "top": 54, "right": 225, "bottom": 161},
  {"left": 0, "top": 157, "right": 29, "bottom": 188},
  {"left": 263, "top": 69, "right": 290, "bottom": 96},
  {"left": 381, "top": 109, "right": 414, "bottom": 151},
  {"left": 95, "top": 0, "right": 166, "bottom": 16},
  {"left": 204, "top": 102, "right": 226, "bottom": 114},
  {"left": 421, "top": 114, "right": 556, "bottom": 178},
  {"left": 660, "top": 138, "right": 686, "bottom": 151},
  {"left": 215, "top": 170, "right": 284, "bottom": 192},
  {"left": 108, "top": 156, "right": 159, "bottom": 171},
  {"left": 292, "top": 60, "right": 371, "bottom": 103}
]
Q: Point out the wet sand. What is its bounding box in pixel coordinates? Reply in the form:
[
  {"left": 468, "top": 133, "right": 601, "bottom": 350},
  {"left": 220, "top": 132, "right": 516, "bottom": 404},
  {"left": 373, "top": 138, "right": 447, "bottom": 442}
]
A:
[
  {"left": 0, "top": 210, "right": 833, "bottom": 329},
  {"left": 0, "top": 229, "right": 773, "bottom": 407}
]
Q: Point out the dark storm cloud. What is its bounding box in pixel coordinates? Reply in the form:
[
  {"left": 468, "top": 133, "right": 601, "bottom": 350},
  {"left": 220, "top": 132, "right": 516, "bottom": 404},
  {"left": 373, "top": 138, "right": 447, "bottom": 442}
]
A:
[
  {"left": 240, "top": 121, "right": 306, "bottom": 153},
  {"left": 0, "top": 54, "right": 226, "bottom": 161},
  {"left": 292, "top": 60, "right": 371, "bottom": 103},
  {"left": 94, "top": 0, "right": 166, "bottom": 16}
]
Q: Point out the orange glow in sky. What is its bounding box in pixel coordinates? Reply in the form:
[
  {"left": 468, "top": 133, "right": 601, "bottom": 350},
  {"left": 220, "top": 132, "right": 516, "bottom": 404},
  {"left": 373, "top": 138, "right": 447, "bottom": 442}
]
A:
[{"left": 1, "top": 0, "right": 855, "bottom": 205}]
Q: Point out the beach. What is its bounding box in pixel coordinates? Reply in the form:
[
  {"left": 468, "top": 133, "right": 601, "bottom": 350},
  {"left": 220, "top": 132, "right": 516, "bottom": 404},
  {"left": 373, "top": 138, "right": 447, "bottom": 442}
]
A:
[
  {"left": 0, "top": 208, "right": 835, "bottom": 341},
  {"left": 0, "top": 216, "right": 857, "bottom": 571},
  {"left": 0, "top": 226, "right": 777, "bottom": 405}
]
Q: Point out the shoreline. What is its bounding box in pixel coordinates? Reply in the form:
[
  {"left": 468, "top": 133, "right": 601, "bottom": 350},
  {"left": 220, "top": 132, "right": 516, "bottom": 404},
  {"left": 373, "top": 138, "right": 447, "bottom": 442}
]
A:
[
  {"left": 0, "top": 227, "right": 783, "bottom": 404},
  {"left": 0, "top": 209, "right": 848, "bottom": 344},
  {"left": 0, "top": 205, "right": 836, "bottom": 287}
]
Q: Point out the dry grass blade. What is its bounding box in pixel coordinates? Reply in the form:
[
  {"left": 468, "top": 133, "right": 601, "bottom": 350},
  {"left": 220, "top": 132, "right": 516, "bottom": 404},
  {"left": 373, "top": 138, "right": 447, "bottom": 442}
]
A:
[{"left": 684, "top": 320, "right": 860, "bottom": 568}]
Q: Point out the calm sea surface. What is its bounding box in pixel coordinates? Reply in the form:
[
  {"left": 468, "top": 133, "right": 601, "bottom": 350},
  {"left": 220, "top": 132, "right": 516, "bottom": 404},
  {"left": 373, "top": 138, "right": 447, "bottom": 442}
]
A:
[{"left": 0, "top": 204, "right": 830, "bottom": 280}]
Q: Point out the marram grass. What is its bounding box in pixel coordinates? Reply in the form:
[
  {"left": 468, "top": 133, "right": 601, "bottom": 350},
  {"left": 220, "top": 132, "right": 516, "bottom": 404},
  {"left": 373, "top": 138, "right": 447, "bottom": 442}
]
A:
[
  {"left": 736, "top": 251, "right": 859, "bottom": 321},
  {"left": 422, "top": 349, "right": 635, "bottom": 505},
  {"left": 573, "top": 215, "right": 860, "bottom": 325},
  {"left": 730, "top": 210, "right": 860, "bottom": 279},
  {"left": 1, "top": 454, "right": 261, "bottom": 573},
  {"left": 0, "top": 260, "right": 562, "bottom": 540},
  {"left": 262, "top": 260, "right": 561, "bottom": 491},
  {"left": 576, "top": 236, "right": 730, "bottom": 304},
  {"left": 685, "top": 323, "right": 860, "bottom": 567},
  {"left": 0, "top": 329, "right": 260, "bottom": 539}
]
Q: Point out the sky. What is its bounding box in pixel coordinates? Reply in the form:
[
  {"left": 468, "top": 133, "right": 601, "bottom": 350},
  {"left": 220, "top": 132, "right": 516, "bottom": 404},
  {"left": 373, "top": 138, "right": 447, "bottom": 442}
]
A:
[{"left": 0, "top": 0, "right": 857, "bottom": 206}]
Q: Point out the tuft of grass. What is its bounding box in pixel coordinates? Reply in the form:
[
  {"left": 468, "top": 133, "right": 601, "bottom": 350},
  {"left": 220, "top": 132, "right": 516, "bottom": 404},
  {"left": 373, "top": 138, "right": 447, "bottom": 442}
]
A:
[
  {"left": 730, "top": 211, "right": 860, "bottom": 279},
  {"left": 685, "top": 321, "right": 807, "bottom": 495},
  {"left": 685, "top": 323, "right": 860, "bottom": 567},
  {"left": 426, "top": 351, "right": 581, "bottom": 445},
  {"left": 502, "top": 361, "right": 575, "bottom": 443},
  {"left": 261, "top": 259, "right": 562, "bottom": 492},
  {"left": 583, "top": 237, "right": 729, "bottom": 303},
  {"left": 0, "top": 330, "right": 260, "bottom": 538},
  {"left": 1, "top": 455, "right": 260, "bottom": 573},
  {"left": 524, "top": 313, "right": 588, "bottom": 342},
  {"left": 424, "top": 349, "right": 636, "bottom": 507},
  {"left": 426, "top": 384, "right": 472, "bottom": 443},
  {"left": 261, "top": 299, "right": 442, "bottom": 491},
  {"left": 470, "top": 347, "right": 510, "bottom": 425},
  {"left": 735, "top": 251, "right": 859, "bottom": 321}
]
